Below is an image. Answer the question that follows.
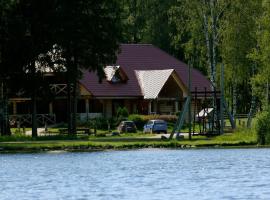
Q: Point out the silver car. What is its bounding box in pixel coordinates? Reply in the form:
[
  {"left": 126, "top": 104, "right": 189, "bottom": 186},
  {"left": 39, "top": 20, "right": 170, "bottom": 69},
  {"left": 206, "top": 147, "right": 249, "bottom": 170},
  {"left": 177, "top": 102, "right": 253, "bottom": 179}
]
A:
[{"left": 143, "top": 120, "right": 167, "bottom": 134}]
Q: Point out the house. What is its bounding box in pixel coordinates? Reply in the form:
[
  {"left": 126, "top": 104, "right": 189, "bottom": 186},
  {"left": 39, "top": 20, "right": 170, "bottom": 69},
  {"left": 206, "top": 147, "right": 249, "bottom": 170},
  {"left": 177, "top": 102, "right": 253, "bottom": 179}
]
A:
[{"left": 9, "top": 44, "right": 211, "bottom": 124}]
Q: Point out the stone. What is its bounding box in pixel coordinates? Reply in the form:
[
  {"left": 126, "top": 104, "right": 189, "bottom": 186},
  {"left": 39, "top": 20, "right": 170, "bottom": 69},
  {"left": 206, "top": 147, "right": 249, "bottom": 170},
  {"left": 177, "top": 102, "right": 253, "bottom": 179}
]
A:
[{"left": 112, "top": 131, "right": 120, "bottom": 136}]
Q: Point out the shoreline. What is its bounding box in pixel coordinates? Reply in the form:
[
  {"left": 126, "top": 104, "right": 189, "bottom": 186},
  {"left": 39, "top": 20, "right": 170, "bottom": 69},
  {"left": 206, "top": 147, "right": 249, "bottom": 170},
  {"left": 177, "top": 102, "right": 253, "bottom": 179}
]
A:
[{"left": 0, "top": 140, "right": 266, "bottom": 154}]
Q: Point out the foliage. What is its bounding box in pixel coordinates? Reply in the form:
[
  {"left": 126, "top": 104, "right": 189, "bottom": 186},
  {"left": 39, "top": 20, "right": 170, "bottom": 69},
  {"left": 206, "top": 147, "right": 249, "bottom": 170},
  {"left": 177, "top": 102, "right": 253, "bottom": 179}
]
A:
[
  {"left": 87, "top": 117, "right": 118, "bottom": 131},
  {"left": 249, "top": 1, "right": 270, "bottom": 107},
  {"left": 0, "top": 0, "right": 122, "bottom": 135},
  {"left": 220, "top": 0, "right": 261, "bottom": 115},
  {"left": 255, "top": 107, "right": 270, "bottom": 145},
  {"left": 128, "top": 114, "right": 145, "bottom": 129},
  {"left": 116, "top": 107, "right": 129, "bottom": 119}
]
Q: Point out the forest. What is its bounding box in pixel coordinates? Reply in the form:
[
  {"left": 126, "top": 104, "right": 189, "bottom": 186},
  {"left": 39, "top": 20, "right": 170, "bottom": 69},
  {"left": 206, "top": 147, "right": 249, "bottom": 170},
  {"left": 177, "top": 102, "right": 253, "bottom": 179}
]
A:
[{"left": 1, "top": 0, "right": 270, "bottom": 136}]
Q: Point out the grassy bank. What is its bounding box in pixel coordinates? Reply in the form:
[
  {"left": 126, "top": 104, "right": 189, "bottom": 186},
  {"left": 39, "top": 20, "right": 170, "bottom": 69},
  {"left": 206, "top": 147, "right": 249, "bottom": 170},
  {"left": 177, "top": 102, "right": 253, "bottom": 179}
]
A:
[{"left": 0, "top": 128, "right": 258, "bottom": 153}]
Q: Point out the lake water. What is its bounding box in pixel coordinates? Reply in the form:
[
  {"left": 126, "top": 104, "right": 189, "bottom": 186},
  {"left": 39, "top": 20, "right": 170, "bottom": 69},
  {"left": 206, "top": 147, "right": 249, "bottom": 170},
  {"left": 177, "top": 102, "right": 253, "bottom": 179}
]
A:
[{"left": 1, "top": 148, "right": 270, "bottom": 200}]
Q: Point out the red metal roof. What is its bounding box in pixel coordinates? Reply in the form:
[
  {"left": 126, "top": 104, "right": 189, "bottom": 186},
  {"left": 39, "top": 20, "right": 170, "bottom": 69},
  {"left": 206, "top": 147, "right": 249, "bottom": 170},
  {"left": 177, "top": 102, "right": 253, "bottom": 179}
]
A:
[{"left": 79, "top": 44, "right": 211, "bottom": 97}]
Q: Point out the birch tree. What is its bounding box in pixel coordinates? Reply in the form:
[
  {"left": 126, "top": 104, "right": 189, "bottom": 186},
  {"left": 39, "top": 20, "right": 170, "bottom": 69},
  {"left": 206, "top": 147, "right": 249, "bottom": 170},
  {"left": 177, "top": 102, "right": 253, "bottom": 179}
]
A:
[
  {"left": 169, "top": 0, "right": 230, "bottom": 86},
  {"left": 250, "top": 0, "right": 270, "bottom": 108},
  {"left": 221, "top": 0, "right": 261, "bottom": 116}
]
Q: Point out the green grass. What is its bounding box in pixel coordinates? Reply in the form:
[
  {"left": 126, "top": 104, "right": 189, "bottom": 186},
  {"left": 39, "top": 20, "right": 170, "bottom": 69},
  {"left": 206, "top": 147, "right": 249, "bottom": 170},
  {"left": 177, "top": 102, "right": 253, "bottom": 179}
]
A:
[
  {"left": 0, "top": 121, "right": 259, "bottom": 153},
  {"left": 0, "top": 127, "right": 258, "bottom": 153},
  {"left": 0, "top": 133, "right": 88, "bottom": 142},
  {"left": 10, "top": 128, "right": 31, "bottom": 134}
]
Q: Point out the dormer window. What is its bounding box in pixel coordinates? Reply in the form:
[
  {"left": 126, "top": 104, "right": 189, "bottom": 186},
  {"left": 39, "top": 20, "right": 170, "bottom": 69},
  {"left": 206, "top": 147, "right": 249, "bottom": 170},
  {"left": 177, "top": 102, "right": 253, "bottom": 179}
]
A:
[
  {"left": 104, "top": 65, "right": 128, "bottom": 84},
  {"left": 111, "top": 73, "right": 121, "bottom": 83}
]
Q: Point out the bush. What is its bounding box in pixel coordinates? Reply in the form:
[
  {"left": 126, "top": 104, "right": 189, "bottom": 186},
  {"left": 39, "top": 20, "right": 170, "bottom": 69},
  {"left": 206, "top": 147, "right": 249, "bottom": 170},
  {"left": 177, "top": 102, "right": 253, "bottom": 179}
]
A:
[
  {"left": 116, "top": 107, "right": 129, "bottom": 119},
  {"left": 255, "top": 108, "right": 270, "bottom": 145},
  {"left": 143, "top": 114, "right": 178, "bottom": 123},
  {"left": 128, "top": 114, "right": 145, "bottom": 130},
  {"left": 88, "top": 117, "right": 117, "bottom": 130}
]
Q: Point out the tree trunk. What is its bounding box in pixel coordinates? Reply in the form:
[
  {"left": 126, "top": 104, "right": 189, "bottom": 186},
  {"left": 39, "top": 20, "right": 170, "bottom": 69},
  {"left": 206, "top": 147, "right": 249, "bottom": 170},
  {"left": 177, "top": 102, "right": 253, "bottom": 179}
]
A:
[
  {"left": 203, "top": 0, "right": 218, "bottom": 90},
  {"left": 210, "top": 0, "right": 217, "bottom": 88},
  {"left": 232, "top": 82, "right": 237, "bottom": 119},
  {"left": 0, "top": 80, "right": 4, "bottom": 135},
  {"left": 72, "top": 79, "right": 77, "bottom": 134},
  {"left": 266, "top": 79, "right": 269, "bottom": 106},
  {"left": 67, "top": 67, "right": 73, "bottom": 134},
  {"left": 0, "top": 80, "right": 11, "bottom": 136},
  {"left": 203, "top": 13, "right": 213, "bottom": 87},
  {"left": 31, "top": 81, "right": 38, "bottom": 137},
  {"left": 247, "top": 95, "right": 256, "bottom": 128},
  {"left": 71, "top": 57, "right": 78, "bottom": 134}
]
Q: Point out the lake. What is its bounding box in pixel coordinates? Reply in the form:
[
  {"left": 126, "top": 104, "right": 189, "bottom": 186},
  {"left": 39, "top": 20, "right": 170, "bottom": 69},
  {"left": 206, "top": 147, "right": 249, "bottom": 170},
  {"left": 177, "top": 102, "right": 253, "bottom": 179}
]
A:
[{"left": 1, "top": 148, "right": 270, "bottom": 200}]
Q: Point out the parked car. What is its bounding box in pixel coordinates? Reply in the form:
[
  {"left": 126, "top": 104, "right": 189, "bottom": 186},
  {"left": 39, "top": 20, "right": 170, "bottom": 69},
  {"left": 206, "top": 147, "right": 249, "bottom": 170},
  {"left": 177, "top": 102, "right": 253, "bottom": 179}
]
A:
[
  {"left": 117, "top": 121, "right": 137, "bottom": 133},
  {"left": 143, "top": 120, "right": 167, "bottom": 134}
]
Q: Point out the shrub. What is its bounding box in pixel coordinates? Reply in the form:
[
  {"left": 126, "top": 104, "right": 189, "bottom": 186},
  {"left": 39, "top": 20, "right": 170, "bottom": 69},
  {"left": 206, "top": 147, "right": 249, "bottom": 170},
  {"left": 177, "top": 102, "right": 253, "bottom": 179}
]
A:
[
  {"left": 89, "top": 117, "right": 117, "bottom": 130},
  {"left": 116, "top": 107, "right": 129, "bottom": 118},
  {"left": 142, "top": 114, "right": 178, "bottom": 123},
  {"left": 255, "top": 108, "right": 270, "bottom": 145},
  {"left": 128, "top": 114, "right": 145, "bottom": 130}
]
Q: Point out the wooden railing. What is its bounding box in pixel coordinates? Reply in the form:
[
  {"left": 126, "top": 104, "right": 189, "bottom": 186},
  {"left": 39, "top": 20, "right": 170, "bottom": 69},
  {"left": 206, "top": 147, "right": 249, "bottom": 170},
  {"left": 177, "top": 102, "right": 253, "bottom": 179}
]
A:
[
  {"left": 9, "top": 114, "right": 56, "bottom": 126},
  {"left": 49, "top": 84, "right": 69, "bottom": 96}
]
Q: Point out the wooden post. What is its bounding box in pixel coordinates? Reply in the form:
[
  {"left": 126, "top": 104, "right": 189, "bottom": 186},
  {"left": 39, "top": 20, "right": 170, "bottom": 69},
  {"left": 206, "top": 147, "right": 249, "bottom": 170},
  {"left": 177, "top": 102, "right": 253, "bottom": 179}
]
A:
[
  {"left": 49, "top": 102, "right": 53, "bottom": 114},
  {"left": 85, "top": 99, "right": 89, "bottom": 113},
  {"left": 85, "top": 98, "right": 89, "bottom": 121},
  {"left": 13, "top": 102, "right": 17, "bottom": 115},
  {"left": 148, "top": 101, "right": 152, "bottom": 114},
  {"left": 153, "top": 101, "right": 157, "bottom": 114},
  {"left": 175, "top": 101, "right": 179, "bottom": 113}
]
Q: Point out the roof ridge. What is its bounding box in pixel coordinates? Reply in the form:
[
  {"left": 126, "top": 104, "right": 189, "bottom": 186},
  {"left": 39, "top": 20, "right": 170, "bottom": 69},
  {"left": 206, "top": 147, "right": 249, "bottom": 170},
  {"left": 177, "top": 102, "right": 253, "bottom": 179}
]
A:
[{"left": 121, "top": 43, "right": 152, "bottom": 46}]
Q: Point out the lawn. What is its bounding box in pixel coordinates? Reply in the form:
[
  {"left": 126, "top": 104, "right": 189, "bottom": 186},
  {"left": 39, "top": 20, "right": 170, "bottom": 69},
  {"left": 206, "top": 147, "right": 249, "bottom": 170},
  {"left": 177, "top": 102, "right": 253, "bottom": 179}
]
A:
[{"left": 0, "top": 127, "right": 258, "bottom": 153}]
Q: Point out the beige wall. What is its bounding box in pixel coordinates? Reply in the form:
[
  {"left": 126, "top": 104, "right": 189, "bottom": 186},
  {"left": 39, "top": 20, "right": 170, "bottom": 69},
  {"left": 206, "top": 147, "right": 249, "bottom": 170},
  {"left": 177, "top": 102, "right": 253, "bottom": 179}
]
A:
[
  {"left": 158, "top": 101, "right": 174, "bottom": 114},
  {"left": 103, "top": 99, "right": 112, "bottom": 118}
]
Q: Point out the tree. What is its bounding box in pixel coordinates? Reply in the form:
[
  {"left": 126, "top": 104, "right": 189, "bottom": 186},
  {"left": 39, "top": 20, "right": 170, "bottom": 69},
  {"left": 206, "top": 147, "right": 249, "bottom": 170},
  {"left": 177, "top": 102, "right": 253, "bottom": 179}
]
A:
[
  {"left": 169, "top": 0, "right": 231, "bottom": 81},
  {"left": 121, "top": 0, "right": 180, "bottom": 57},
  {"left": 0, "top": 0, "right": 30, "bottom": 136},
  {"left": 52, "top": 0, "right": 122, "bottom": 134},
  {"left": 11, "top": 0, "right": 56, "bottom": 137},
  {"left": 221, "top": 0, "right": 261, "bottom": 116},
  {"left": 120, "top": 0, "right": 147, "bottom": 43},
  {"left": 250, "top": 0, "right": 270, "bottom": 108}
]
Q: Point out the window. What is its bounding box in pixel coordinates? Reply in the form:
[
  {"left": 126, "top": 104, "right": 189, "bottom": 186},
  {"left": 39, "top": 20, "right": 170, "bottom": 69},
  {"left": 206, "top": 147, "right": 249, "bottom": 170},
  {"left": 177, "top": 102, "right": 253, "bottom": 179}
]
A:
[{"left": 104, "top": 66, "right": 128, "bottom": 84}]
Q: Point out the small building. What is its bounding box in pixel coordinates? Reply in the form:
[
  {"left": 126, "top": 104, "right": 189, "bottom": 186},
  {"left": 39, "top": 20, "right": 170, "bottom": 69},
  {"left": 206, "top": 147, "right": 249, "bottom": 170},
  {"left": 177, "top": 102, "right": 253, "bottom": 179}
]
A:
[{"left": 9, "top": 44, "right": 211, "bottom": 124}]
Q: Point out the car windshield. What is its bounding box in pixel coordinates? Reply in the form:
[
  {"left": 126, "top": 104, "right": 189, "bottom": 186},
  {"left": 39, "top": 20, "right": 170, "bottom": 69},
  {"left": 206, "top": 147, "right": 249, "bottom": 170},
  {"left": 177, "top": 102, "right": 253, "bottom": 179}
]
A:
[
  {"left": 155, "top": 121, "right": 165, "bottom": 125},
  {"left": 125, "top": 122, "right": 134, "bottom": 126},
  {"left": 147, "top": 121, "right": 153, "bottom": 125}
]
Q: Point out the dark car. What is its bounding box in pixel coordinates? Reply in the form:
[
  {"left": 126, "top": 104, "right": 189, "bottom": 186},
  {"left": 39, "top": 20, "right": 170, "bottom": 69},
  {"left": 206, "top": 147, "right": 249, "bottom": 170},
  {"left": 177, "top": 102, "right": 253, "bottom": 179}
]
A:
[{"left": 117, "top": 121, "right": 137, "bottom": 133}]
